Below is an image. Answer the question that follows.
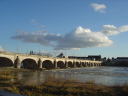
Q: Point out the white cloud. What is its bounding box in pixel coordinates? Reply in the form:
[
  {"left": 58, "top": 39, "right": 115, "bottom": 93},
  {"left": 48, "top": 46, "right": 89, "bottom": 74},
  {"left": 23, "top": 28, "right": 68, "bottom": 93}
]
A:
[
  {"left": 31, "top": 19, "right": 36, "bottom": 23},
  {"left": 36, "top": 25, "right": 45, "bottom": 29},
  {"left": 101, "top": 25, "right": 128, "bottom": 35},
  {"left": 40, "top": 25, "right": 45, "bottom": 27},
  {"left": 12, "top": 26, "right": 113, "bottom": 50},
  {"left": 11, "top": 30, "right": 62, "bottom": 46},
  {"left": 0, "top": 46, "right": 4, "bottom": 51},
  {"left": 54, "top": 26, "right": 112, "bottom": 50},
  {"left": 31, "top": 19, "right": 46, "bottom": 29},
  {"left": 11, "top": 25, "right": 128, "bottom": 50},
  {"left": 70, "top": 48, "right": 80, "bottom": 50},
  {"left": 31, "top": 19, "right": 38, "bottom": 25},
  {"left": 91, "top": 3, "right": 106, "bottom": 13}
]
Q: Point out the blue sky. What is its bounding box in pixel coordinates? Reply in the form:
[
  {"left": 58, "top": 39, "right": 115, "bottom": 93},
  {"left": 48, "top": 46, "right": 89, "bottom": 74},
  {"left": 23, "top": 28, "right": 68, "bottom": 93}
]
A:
[{"left": 0, "top": 0, "right": 128, "bottom": 58}]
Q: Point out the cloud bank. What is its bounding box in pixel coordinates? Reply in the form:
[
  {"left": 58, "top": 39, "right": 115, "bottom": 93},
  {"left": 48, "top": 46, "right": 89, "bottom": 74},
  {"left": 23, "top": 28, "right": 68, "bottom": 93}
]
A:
[
  {"left": 91, "top": 3, "right": 106, "bottom": 13},
  {"left": 11, "top": 25, "right": 128, "bottom": 50}
]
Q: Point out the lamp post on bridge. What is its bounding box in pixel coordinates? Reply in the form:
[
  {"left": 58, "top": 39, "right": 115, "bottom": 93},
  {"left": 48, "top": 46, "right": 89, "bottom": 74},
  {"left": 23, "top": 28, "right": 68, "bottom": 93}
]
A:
[
  {"left": 17, "top": 42, "right": 19, "bottom": 53},
  {"left": 27, "top": 47, "right": 28, "bottom": 54},
  {"left": 4, "top": 42, "right": 6, "bottom": 52}
]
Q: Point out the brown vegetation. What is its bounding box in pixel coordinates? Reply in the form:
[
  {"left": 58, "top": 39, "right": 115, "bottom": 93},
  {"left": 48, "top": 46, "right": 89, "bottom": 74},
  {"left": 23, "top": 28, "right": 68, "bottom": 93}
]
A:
[{"left": 0, "top": 68, "right": 128, "bottom": 96}]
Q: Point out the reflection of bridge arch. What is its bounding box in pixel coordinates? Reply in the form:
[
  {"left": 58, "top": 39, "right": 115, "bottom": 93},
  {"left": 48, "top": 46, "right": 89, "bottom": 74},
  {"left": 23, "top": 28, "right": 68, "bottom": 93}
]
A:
[
  {"left": 21, "top": 58, "right": 38, "bottom": 69},
  {"left": 0, "top": 57, "right": 13, "bottom": 67},
  {"left": 57, "top": 61, "right": 65, "bottom": 68},
  {"left": 42, "top": 60, "right": 54, "bottom": 68}
]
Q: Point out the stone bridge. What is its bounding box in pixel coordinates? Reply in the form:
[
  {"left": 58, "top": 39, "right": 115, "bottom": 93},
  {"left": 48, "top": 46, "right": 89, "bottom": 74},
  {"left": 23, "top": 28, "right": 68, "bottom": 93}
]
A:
[{"left": 0, "top": 51, "right": 102, "bottom": 69}]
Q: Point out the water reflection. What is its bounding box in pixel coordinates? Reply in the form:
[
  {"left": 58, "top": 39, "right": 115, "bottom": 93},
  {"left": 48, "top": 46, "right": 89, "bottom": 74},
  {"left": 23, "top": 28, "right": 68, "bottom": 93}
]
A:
[{"left": 15, "top": 67, "right": 128, "bottom": 86}]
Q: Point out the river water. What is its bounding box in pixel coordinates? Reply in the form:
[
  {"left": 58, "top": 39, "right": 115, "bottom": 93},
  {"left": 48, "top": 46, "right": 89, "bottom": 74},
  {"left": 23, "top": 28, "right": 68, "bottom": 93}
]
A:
[{"left": 16, "top": 66, "right": 128, "bottom": 86}]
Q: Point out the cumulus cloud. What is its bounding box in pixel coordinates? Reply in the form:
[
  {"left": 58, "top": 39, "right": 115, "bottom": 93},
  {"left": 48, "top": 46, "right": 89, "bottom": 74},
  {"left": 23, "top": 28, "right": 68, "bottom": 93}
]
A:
[
  {"left": 101, "top": 25, "right": 128, "bottom": 35},
  {"left": 11, "top": 25, "right": 128, "bottom": 50},
  {"left": 0, "top": 46, "right": 4, "bottom": 51},
  {"left": 91, "top": 3, "right": 106, "bottom": 13},
  {"left": 54, "top": 26, "right": 112, "bottom": 50},
  {"left": 11, "top": 26, "right": 115, "bottom": 50},
  {"left": 11, "top": 30, "right": 62, "bottom": 46}
]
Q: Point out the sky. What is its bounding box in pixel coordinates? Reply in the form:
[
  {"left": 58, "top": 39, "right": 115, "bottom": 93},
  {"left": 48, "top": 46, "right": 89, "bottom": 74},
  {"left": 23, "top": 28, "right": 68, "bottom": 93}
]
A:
[{"left": 0, "top": 0, "right": 128, "bottom": 58}]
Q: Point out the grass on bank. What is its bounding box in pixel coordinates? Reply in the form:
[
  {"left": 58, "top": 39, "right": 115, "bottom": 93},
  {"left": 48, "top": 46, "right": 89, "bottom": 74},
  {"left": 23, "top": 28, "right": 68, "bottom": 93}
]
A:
[
  {"left": 0, "top": 68, "right": 128, "bottom": 96},
  {"left": 4, "top": 77, "right": 128, "bottom": 96}
]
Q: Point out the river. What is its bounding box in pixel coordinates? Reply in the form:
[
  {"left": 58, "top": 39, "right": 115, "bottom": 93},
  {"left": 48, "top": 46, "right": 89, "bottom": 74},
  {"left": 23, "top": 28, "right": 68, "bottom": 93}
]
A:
[{"left": 16, "top": 66, "right": 128, "bottom": 86}]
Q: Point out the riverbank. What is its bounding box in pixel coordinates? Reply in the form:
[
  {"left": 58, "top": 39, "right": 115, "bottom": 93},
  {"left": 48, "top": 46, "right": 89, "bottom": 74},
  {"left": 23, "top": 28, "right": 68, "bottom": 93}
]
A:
[
  {"left": 0, "top": 68, "right": 128, "bottom": 96},
  {"left": 2, "top": 77, "right": 128, "bottom": 96}
]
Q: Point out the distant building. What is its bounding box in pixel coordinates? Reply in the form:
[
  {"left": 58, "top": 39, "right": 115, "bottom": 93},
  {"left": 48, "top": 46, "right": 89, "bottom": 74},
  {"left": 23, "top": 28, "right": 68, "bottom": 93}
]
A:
[
  {"left": 103, "top": 57, "right": 128, "bottom": 66},
  {"left": 88, "top": 55, "right": 101, "bottom": 61},
  {"left": 68, "top": 56, "right": 89, "bottom": 60},
  {"left": 111, "top": 57, "right": 116, "bottom": 62},
  {"left": 102, "top": 57, "right": 107, "bottom": 62},
  {"left": 116, "top": 57, "right": 128, "bottom": 62},
  {"left": 68, "top": 55, "right": 102, "bottom": 61},
  {"left": 57, "top": 53, "right": 68, "bottom": 58}
]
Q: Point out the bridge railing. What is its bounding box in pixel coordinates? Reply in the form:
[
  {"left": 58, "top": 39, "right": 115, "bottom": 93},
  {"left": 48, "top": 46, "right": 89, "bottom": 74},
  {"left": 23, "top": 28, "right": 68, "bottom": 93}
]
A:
[{"left": 0, "top": 51, "right": 102, "bottom": 63}]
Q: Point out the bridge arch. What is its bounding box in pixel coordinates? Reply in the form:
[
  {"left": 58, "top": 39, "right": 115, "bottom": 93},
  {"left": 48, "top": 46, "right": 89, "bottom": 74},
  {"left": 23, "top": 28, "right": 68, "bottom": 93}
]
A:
[
  {"left": 42, "top": 60, "right": 54, "bottom": 68},
  {"left": 21, "top": 58, "right": 38, "bottom": 69},
  {"left": 81, "top": 62, "right": 85, "bottom": 67},
  {"left": 57, "top": 61, "right": 65, "bottom": 68},
  {"left": 76, "top": 61, "right": 80, "bottom": 67},
  {"left": 68, "top": 61, "right": 73, "bottom": 67},
  {"left": 0, "top": 57, "right": 13, "bottom": 67},
  {"left": 90, "top": 63, "right": 93, "bottom": 67}
]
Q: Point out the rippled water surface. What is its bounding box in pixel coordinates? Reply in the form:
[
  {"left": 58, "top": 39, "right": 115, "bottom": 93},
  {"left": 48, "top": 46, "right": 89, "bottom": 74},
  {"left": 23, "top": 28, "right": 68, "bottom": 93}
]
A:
[{"left": 17, "top": 67, "right": 128, "bottom": 86}]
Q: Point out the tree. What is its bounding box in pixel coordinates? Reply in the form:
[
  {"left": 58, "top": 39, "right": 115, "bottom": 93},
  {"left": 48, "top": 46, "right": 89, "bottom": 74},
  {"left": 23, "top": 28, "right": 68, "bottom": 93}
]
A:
[{"left": 107, "top": 58, "right": 111, "bottom": 62}]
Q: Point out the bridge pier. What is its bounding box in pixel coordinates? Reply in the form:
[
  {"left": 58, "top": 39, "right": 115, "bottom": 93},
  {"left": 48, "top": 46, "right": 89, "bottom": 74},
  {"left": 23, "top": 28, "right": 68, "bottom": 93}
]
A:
[
  {"left": 89, "top": 63, "right": 91, "bottom": 67},
  {"left": 80, "top": 62, "right": 83, "bottom": 67},
  {"left": 73, "top": 61, "right": 77, "bottom": 68},
  {"left": 85, "top": 62, "right": 87, "bottom": 67},
  {"left": 14, "top": 56, "right": 20, "bottom": 68},
  {"left": 54, "top": 60, "right": 58, "bottom": 68},
  {"left": 65, "top": 61, "right": 69, "bottom": 68},
  {"left": 38, "top": 58, "right": 42, "bottom": 69}
]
